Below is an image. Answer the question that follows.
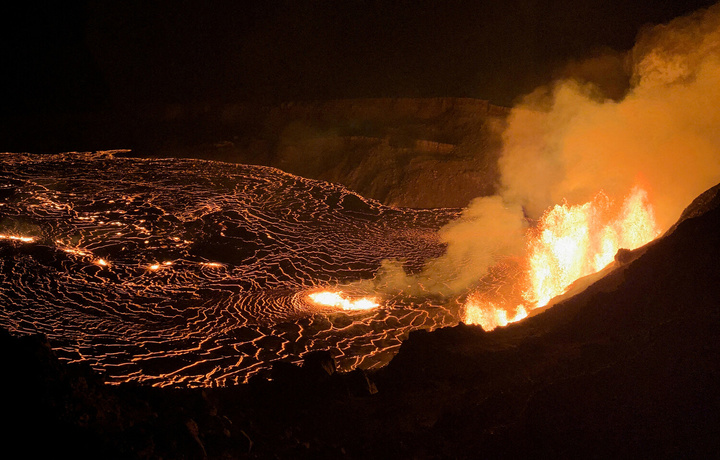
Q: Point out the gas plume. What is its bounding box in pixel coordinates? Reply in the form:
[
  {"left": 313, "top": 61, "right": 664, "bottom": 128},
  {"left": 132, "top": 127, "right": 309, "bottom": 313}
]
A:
[
  {"left": 368, "top": 196, "right": 527, "bottom": 297},
  {"left": 502, "top": 2, "right": 720, "bottom": 231},
  {"left": 369, "top": 2, "right": 720, "bottom": 298}
]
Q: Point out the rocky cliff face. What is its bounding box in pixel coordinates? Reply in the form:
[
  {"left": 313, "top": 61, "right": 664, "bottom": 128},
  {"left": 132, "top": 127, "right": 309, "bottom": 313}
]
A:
[
  {"left": 5, "top": 98, "right": 508, "bottom": 209},
  {"left": 139, "top": 98, "right": 510, "bottom": 209}
]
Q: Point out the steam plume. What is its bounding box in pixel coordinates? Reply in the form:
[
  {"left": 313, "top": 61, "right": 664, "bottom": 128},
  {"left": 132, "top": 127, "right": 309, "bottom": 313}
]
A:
[
  {"left": 368, "top": 196, "right": 527, "bottom": 296},
  {"left": 369, "top": 2, "right": 720, "bottom": 297},
  {"left": 502, "top": 1, "right": 720, "bottom": 231}
]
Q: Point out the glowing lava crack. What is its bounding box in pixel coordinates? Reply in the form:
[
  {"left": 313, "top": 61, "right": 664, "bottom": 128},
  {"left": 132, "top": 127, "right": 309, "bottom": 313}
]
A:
[
  {"left": 0, "top": 152, "right": 459, "bottom": 387},
  {"left": 0, "top": 152, "right": 670, "bottom": 386}
]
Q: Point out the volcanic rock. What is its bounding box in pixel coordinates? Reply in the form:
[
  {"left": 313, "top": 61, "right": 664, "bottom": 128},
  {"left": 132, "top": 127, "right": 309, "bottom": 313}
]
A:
[
  {"left": 302, "top": 350, "right": 336, "bottom": 378},
  {"left": 2, "top": 181, "right": 720, "bottom": 458},
  {"left": 103, "top": 98, "right": 509, "bottom": 209},
  {"left": 343, "top": 369, "right": 378, "bottom": 397},
  {"left": 0, "top": 186, "right": 16, "bottom": 200},
  {"left": 365, "top": 181, "right": 720, "bottom": 458}
]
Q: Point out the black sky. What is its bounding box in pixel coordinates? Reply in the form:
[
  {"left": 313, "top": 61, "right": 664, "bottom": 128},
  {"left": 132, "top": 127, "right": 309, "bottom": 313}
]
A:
[{"left": 2, "top": 0, "right": 717, "bottom": 117}]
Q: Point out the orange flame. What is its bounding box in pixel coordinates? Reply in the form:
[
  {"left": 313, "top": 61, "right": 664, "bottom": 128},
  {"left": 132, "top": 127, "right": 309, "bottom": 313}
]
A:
[
  {"left": 464, "top": 300, "right": 528, "bottom": 332},
  {"left": 464, "top": 186, "right": 660, "bottom": 331},
  {"left": 524, "top": 186, "right": 659, "bottom": 308},
  {"left": 308, "top": 290, "right": 379, "bottom": 311},
  {"left": 0, "top": 234, "right": 35, "bottom": 243}
]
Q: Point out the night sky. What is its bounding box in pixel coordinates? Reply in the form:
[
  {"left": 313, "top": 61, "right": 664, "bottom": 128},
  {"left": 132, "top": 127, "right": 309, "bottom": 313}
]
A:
[{"left": 2, "top": 1, "right": 716, "bottom": 124}]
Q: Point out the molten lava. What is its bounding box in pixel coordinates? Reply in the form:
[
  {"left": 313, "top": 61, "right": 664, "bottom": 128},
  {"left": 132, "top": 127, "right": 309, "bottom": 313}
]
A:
[
  {"left": 0, "top": 234, "right": 35, "bottom": 243},
  {"left": 464, "top": 187, "right": 660, "bottom": 331},
  {"left": 524, "top": 186, "right": 659, "bottom": 307},
  {"left": 308, "top": 291, "right": 379, "bottom": 311},
  {"left": 463, "top": 299, "right": 527, "bottom": 332}
]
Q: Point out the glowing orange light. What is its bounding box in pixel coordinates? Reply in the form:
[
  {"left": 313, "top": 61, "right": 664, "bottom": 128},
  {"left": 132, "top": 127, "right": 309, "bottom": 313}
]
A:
[
  {"left": 0, "top": 234, "right": 35, "bottom": 243},
  {"left": 201, "top": 262, "right": 223, "bottom": 268},
  {"left": 62, "top": 247, "right": 92, "bottom": 257},
  {"left": 463, "top": 300, "right": 527, "bottom": 331},
  {"left": 308, "top": 290, "right": 379, "bottom": 311},
  {"left": 523, "top": 186, "right": 659, "bottom": 308},
  {"left": 464, "top": 186, "right": 660, "bottom": 331}
]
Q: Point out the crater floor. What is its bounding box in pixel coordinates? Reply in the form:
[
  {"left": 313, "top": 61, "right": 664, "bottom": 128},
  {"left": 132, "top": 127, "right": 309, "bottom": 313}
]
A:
[{"left": 0, "top": 152, "right": 460, "bottom": 387}]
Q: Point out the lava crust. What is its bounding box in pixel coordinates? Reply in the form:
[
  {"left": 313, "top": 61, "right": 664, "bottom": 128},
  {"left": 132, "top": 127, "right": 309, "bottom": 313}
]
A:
[{"left": 0, "top": 151, "right": 460, "bottom": 386}]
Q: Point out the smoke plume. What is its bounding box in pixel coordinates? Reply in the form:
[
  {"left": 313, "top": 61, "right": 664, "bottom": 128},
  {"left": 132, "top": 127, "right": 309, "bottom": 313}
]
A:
[
  {"left": 502, "top": 1, "right": 720, "bottom": 231},
  {"left": 367, "top": 2, "right": 720, "bottom": 298},
  {"left": 367, "top": 196, "right": 527, "bottom": 297}
]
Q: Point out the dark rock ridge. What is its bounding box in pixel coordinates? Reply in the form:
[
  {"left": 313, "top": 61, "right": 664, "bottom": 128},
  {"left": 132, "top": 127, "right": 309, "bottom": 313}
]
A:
[
  {"left": 4, "top": 181, "right": 720, "bottom": 459},
  {"left": 3, "top": 98, "right": 509, "bottom": 209},
  {"left": 142, "top": 98, "right": 510, "bottom": 209}
]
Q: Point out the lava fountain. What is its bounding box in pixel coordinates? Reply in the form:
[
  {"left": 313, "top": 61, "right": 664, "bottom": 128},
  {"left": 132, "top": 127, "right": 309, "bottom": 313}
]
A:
[
  {"left": 461, "top": 1, "right": 720, "bottom": 330},
  {"left": 464, "top": 186, "right": 660, "bottom": 331}
]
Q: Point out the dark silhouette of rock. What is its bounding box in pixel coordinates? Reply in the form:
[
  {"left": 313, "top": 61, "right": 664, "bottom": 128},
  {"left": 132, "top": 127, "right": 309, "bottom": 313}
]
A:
[
  {"left": 2, "top": 181, "right": 720, "bottom": 458},
  {"left": 302, "top": 350, "right": 336, "bottom": 378},
  {"left": 2, "top": 98, "right": 508, "bottom": 209},
  {"left": 0, "top": 187, "right": 16, "bottom": 200},
  {"left": 270, "top": 360, "right": 303, "bottom": 386},
  {"left": 344, "top": 369, "right": 378, "bottom": 397},
  {"left": 614, "top": 246, "right": 634, "bottom": 263}
]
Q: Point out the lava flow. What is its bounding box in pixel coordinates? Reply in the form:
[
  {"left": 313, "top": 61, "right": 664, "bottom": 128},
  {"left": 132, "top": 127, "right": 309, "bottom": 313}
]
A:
[
  {"left": 307, "top": 290, "right": 379, "bottom": 311},
  {"left": 0, "top": 152, "right": 459, "bottom": 387},
  {"left": 0, "top": 234, "right": 35, "bottom": 243},
  {"left": 464, "top": 186, "right": 661, "bottom": 331}
]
